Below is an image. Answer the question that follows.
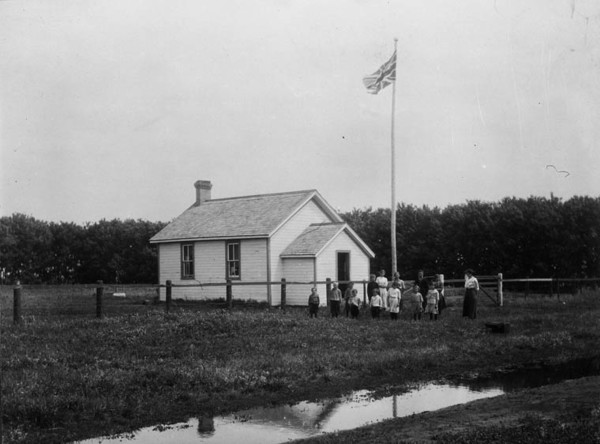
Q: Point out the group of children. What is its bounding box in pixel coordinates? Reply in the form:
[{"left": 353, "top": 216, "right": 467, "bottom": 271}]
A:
[{"left": 308, "top": 270, "right": 446, "bottom": 321}]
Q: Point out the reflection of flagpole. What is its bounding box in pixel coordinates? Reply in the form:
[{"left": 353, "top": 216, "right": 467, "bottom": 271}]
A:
[{"left": 391, "top": 38, "right": 398, "bottom": 276}]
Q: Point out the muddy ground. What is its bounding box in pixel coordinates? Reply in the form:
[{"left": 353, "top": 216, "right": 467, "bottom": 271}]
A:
[{"left": 297, "top": 375, "right": 600, "bottom": 443}]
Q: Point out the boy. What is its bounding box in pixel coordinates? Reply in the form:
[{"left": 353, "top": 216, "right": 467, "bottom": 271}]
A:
[
  {"left": 370, "top": 288, "right": 383, "bottom": 319},
  {"left": 308, "top": 287, "right": 320, "bottom": 318},
  {"left": 329, "top": 282, "right": 342, "bottom": 318}
]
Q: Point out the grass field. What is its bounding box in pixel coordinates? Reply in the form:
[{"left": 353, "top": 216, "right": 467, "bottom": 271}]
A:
[
  {"left": 1, "top": 287, "right": 599, "bottom": 443},
  {"left": 0, "top": 284, "right": 162, "bottom": 318}
]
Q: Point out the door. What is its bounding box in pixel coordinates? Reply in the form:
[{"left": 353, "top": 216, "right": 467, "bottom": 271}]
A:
[{"left": 337, "top": 252, "right": 350, "bottom": 293}]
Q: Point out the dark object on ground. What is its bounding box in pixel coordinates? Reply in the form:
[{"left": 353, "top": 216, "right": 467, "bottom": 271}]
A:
[{"left": 485, "top": 322, "right": 511, "bottom": 334}]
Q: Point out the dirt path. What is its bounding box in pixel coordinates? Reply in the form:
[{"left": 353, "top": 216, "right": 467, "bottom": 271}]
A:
[{"left": 300, "top": 375, "right": 600, "bottom": 443}]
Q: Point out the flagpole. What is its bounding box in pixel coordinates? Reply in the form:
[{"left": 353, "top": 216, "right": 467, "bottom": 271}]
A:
[{"left": 391, "top": 38, "right": 398, "bottom": 277}]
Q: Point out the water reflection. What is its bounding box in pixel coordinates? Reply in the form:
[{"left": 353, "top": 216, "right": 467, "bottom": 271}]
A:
[
  {"left": 196, "top": 416, "right": 215, "bottom": 437},
  {"left": 78, "top": 383, "right": 503, "bottom": 444}
]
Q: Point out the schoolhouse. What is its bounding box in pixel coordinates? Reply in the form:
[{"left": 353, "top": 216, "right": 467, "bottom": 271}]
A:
[{"left": 149, "top": 180, "right": 375, "bottom": 306}]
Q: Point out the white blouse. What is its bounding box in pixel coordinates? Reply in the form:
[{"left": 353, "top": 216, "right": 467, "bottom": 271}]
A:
[{"left": 465, "top": 276, "right": 479, "bottom": 290}]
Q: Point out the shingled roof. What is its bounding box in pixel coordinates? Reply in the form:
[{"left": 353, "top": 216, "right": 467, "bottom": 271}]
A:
[
  {"left": 150, "top": 189, "right": 342, "bottom": 243},
  {"left": 281, "top": 222, "right": 375, "bottom": 258}
]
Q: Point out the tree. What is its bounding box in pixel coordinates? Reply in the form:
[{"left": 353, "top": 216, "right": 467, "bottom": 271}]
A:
[
  {"left": 0, "top": 215, "right": 166, "bottom": 284},
  {"left": 341, "top": 196, "right": 600, "bottom": 279},
  {"left": 0, "top": 214, "right": 54, "bottom": 283}
]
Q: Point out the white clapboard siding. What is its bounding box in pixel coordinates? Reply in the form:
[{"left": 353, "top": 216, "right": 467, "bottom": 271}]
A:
[
  {"left": 193, "top": 240, "right": 226, "bottom": 300},
  {"left": 159, "top": 239, "right": 268, "bottom": 301},
  {"left": 282, "top": 257, "right": 316, "bottom": 306},
  {"left": 235, "top": 238, "right": 269, "bottom": 302},
  {"left": 158, "top": 243, "right": 177, "bottom": 300},
  {"left": 270, "top": 200, "right": 331, "bottom": 305},
  {"left": 158, "top": 242, "right": 202, "bottom": 300},
  {"left": 316, "top": 230, "right": 371, "bottom": 301}
]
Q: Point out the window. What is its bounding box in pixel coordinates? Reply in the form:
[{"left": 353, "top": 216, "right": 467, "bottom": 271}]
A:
[
  {"left": 226, "top": 241, "right": 240, "bottom": 279},
  {"left": 181, "top": 243, "right": 194, "bottom": 279}
]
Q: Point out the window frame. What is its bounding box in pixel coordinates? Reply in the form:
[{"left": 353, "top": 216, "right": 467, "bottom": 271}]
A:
[
  {"left": 225, "top": 240, "right": 241, "bottom": 280},
  {"left": 181, "top": 243, "right": 195, "bottom": 280}
]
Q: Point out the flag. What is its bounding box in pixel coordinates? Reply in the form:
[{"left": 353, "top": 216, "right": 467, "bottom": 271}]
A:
[{"left": 362, "top": 51, "right": 396, "bottom": 94}]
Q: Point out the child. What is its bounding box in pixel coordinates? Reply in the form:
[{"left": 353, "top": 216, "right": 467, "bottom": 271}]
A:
[
  {"left": 350, "top": 288, "right": 361, "bottom": 319},
  {"left": 376, "top": 270, "right": 388, "bottom": 309},
  {"left": 370, "top": 288, "right": 383, "bottom": 319},
  {"left": 436, "top": 281, "right": 446, "bottom": 317},
  {"left": 424, "top": 284, "right": 439, "bottom": 321},
  {"left": 329, "top": 282, "right": 342, "bottom": 318},
  {"left": 308, "top": 287, "right": 320, "bottom": 318},
  {"left": 387, "top": 282, "right": 401, "bottom": 320},
  {"left": 409, "top": 285, "right": 424, "bottom": 321},
  {"left": 344, "top": 282, "right": 354, "bottom": 317}
]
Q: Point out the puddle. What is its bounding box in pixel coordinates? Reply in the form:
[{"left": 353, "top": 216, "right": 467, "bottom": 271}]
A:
[
  {"left": 78, "top": 357, "right": 600, "bottom": 444},
  {"left": 78, "top": 383, "right": 503, "bottom": 444}
]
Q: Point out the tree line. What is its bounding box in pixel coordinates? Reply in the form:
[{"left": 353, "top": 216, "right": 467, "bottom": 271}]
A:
[
  {"left": 341, "top": 195, "right": 600, "bottom": 280},
  {"left": 1, "top": 195, "right": 598, "bottom": 284},
  {"left": 0, "top": 215, "right": 166, "bottom": 284}
]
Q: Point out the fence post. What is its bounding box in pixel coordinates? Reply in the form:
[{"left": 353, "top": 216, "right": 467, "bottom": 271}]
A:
[
  {"left": 326, "top": 278, "right": 332, "bottom": 309},
  {"left": 96, "top": 280, "right": 103, "bottom": 318},
  {"left": 165, "top": 280, "right": 172, "bottom": 313},
  {"left": 13, "top": 281, "right": 22, "bottom": 325},
  {"left": 549, "top": 279, "right": 554, "bottom": 298},
  {"left": 497, "top": 273, "right": 503, "bottom": 307},
  {"left": 226, "top": 279, "right": 232, "bottom": 309},
  {"left": 281, "top": 278, "right": 286, "bottom": 310},
  {"left": 362, "top": 280, "right": 367, "bottom": 306},
  {"left": 556, "top": 278, "right": 560, "bottom": 300}
]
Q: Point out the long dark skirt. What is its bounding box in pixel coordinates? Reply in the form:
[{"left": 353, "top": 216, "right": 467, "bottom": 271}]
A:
[{"left": 463, "top": 288, "right": 477, "bottom": 319}]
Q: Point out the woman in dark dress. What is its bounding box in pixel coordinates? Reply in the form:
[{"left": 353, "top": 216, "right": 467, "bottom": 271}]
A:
[{"left": 463, "top": 269, "right": 479, "bottom": 319}]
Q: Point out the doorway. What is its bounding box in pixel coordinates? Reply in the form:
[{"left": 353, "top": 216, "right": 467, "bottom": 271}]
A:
[{"left": 337, "top": 252, "right": 350, "bottom": 293}]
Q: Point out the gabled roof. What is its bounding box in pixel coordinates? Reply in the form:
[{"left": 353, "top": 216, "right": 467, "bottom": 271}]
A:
[
  {"left": 280, "top": 222, "right": 375, "bottom": 258},
  {"left": 150, "top": 189, "right": 343, "bottom": 243}
]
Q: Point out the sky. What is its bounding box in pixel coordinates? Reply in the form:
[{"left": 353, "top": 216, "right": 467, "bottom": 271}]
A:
[{"left": 1, "top": 0, "right": 599, "bottom": 224}]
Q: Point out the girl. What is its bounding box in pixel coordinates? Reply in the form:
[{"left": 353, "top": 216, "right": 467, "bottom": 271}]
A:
[
  {"left": 375, "top": 270, "right": 388, "bottom": 309},
  {"left": 409, "top": 285, "right": 424, "bottom": 321},
  {"left": 344, "top": 282, "right": 354, "bottom": 317},
  {"left": 424, "top": 284, "right": 439, "bottom": 320},
  {"left": 387, "top": 282, "right": 401, "bottom": 320},
  {"left": 350, "top": 289, "right": 361, "bottom": 319}
]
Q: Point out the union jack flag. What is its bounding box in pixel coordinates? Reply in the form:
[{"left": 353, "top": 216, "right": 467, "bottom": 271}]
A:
[{"left": 362, "top": 51, "right": 396, "bottom": 94}]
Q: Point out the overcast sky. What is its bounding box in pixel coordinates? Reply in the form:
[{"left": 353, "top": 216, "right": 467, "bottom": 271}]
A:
[{"left": 1, "top": 0, "right": 599, "bottom": 224}]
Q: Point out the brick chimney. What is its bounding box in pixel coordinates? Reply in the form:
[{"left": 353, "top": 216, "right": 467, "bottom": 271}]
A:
[{"left": 194, "top": 180, "right": 212, "bottom": 206}]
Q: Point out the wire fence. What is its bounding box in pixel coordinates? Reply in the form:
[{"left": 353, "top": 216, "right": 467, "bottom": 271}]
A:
[
  {"left": 0, "top": 283, "right": 161, "bottom": 319},
  {"left": 1, "top": 276, "right": 599, "bottom": 324}
]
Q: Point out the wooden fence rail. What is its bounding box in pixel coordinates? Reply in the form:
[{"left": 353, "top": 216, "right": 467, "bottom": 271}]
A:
[{"left": 3, "top": 276, "right": 599, "bottom": 322}]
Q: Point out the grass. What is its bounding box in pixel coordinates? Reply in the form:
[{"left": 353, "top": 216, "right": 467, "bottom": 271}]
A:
[
  {"left": 1, "top": 289, "right": 599, "bottom": 443},
  {"left": 0, "top": 284, "right": 162, "bottom": 318},
  {"left": 433, "top": 409, "right": 600, "bottom": 444}
]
